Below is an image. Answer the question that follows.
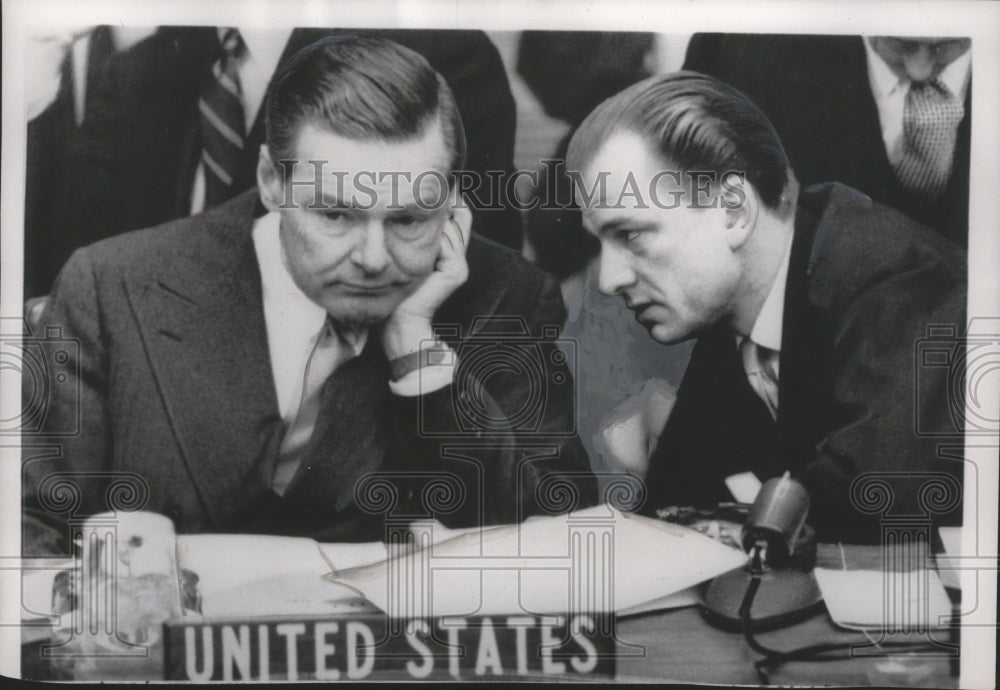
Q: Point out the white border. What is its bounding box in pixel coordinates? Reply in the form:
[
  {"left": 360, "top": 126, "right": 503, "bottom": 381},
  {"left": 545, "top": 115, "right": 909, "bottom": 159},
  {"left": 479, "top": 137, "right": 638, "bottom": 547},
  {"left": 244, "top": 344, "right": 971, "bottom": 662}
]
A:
[{"left": 2, "top": 1, "right": 998, "bottom": 686}]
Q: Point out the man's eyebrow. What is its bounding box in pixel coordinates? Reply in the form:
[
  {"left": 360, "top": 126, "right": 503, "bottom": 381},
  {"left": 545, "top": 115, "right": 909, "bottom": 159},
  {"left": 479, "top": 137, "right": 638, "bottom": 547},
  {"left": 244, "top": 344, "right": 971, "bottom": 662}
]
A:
[
  {"left": 386, "top": 204, "right": 435, "bottom": 217},
  {"left": 312, "top": 195, "right": 439, "bottom": 214},
  {"left": 597, "top": 218, "right": 656, "bottom": 235}
]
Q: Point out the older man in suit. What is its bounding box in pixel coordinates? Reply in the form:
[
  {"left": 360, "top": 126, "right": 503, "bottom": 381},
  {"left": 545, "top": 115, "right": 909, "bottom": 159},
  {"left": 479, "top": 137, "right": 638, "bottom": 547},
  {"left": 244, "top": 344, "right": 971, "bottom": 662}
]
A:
[
  {"left": 683, "top": 34, "right": 971, "bottom": 246},
  {"left": 26, "top": 26, "right": 520, "bottom": 298},
  {"left": 23, "top": 35, "right": 592, "bottom": 556},
  {"left": 566, "top": 72, "right": 966, "bottom": 543}
]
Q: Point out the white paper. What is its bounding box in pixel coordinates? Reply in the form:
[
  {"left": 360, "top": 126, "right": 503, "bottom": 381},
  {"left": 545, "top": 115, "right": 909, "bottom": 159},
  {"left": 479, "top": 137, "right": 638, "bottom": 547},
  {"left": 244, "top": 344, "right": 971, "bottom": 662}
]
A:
[
  {"left": 724, "top": 471, "right": 762, "bottom": 504},
  {"left": 616, "top": 586, "right": 702, "bottom": 617},
  {"left": 176, "top": 534, "right": 328, "bottom": 597},
  {"left": 20, "top": 560, "right": 72, "bottom": 620},
  {"left": 197, "top": 572, "right": 376, "bottom": 617},
  {"left": 939, "top": 526, "right": 962, "bottom": 558},
  {"left": 175, "top": 534, "right": 385, "bottom": 617},
  {"left": 814, "top": 567, "right": 953, "bottom": 631},
  {"left": 936, "top": 526, "right": 963, "bottom": 592},
  {"left": 329, "top": 504, "right": 746, "bottom": 617}
]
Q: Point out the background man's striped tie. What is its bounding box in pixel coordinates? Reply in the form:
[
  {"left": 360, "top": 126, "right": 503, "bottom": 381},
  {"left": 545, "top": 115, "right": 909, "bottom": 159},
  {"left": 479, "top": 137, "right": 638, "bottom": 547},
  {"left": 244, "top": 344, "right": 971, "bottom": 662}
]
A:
[{"left": 199, "top": 28, "right": 246, "bottom": 208}]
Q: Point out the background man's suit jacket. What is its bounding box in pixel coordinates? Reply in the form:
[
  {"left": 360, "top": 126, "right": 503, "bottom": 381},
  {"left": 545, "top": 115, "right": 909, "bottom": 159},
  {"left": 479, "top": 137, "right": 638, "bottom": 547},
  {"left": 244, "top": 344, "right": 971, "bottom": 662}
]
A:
[
  {"left": 23, "top": 191, "right": 593, "bottom": 556},
  {"left": 684, "top": 34, "right": 971, "bottom": 246},
  {"left": 28, "top": 27, "right": 520, "bottom": 297},
  {"left": 642, "top": 183, "right": 967, "bottom": 544},
  {"left": 24, "top": 27, "right": 120, "bottom": 300}
]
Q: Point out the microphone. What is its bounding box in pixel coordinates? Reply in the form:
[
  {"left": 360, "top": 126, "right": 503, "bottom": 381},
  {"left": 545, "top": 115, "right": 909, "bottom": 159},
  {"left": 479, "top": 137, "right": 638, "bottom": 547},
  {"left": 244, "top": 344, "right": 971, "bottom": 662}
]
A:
[
  {"left": 701, "top": 472, "right": 824, "bottom": 631},
  {"left": 742, "top": 471, "right": 811, "bottom": 563}
]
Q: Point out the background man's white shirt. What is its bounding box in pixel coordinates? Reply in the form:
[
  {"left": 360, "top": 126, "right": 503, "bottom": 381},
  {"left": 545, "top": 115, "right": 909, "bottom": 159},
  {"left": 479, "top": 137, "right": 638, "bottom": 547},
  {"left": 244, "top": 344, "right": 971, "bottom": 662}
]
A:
[{"left": 863, "top": 37, "right": 971, "bottom": 167}]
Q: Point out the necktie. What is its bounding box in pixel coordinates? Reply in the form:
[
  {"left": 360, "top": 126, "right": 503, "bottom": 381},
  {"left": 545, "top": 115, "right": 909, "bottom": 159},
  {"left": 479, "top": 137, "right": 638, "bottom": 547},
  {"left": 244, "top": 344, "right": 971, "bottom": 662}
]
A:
[
  {"left": 199, "top": 28, "right": 246, "bottom": 208},
  {"left": 273, "top": 318, "right": 348, "bottom": 495},
  {"left": 893, "top": 78, "right": 965, "bottom": 201},
  {"left": 739, "top": 337, "right": 779, "bottom": 421}
]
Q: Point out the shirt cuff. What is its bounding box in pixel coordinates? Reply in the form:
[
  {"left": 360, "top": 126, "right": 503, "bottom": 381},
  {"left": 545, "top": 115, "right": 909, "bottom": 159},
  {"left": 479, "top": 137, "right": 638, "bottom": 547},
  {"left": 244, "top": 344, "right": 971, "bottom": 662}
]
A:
[{"left": 387, "top": 349, "right": 457, "bottom": 397}]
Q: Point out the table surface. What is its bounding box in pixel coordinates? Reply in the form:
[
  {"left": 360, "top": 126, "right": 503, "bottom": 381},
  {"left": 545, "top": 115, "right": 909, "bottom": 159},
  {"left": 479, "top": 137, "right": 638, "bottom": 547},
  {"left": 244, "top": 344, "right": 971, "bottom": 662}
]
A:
[
  {"left": 22, "top": 602, "right": 959, "bottom": 685},
  {"left": 19, "top": 545, "right": 960, "bottom": 685},
  {"left": 616, "top": 605, "right": 957, "bottom": 686}
]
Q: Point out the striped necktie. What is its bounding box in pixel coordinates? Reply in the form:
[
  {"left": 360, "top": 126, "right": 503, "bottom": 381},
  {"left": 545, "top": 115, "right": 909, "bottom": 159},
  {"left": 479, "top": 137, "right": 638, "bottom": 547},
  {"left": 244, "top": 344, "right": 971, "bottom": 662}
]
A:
[
  {"left": 893, "top": 78, "right": 965, "bottom": 201},
  {"left": 199, "top": 28, "right": 246, "bottom": 208},
  {"left": 739, "top": 337, "right": 779, "bottom": 421}
]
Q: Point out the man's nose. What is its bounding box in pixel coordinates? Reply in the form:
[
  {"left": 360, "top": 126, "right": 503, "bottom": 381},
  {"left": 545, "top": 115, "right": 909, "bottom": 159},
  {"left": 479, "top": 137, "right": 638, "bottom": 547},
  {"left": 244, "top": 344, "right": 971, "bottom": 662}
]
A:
[
  {"left": 351, "top": 221, "right": 391, "bottom": 274},
  {"left": 598, "top": 246, "right": 636, "bottom": 297},
  {"left": 903, "top": 45, "right": 938, "bottom": 82}
]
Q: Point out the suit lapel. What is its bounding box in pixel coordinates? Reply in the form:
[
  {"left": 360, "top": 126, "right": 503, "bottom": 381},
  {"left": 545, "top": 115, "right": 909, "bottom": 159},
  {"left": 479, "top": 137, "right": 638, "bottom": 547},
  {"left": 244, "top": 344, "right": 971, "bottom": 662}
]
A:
[
  {"left": 840, "top": 39, "right": 896, "bottom": 194},
  {"left": 124, "top": 192, "right": 283, "bottom": 528},
  {"left": 777, "top": 189, "right": 834, "bottom": 474}
]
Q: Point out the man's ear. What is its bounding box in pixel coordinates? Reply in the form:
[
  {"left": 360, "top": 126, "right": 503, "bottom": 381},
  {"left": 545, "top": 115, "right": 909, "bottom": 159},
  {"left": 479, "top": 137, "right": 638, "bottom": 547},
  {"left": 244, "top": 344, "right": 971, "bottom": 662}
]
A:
[
  {"left": 722, "top": 174, "right": 758, "bottom": 250},
  {"left": 256, "top": 145, "right": 284, "bottom": 212},
  {"left": 448, "top": 184, "right": 473, "bottom": 243}
]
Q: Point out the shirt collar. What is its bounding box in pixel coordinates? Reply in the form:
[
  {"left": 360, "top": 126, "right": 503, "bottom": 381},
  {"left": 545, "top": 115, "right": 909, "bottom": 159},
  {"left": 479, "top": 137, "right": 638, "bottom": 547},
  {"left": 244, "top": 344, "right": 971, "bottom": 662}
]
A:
[
  {"left": 938, "top": 47, "right": 972, "bottom": 100},
  {"left": 865, "top": 36, "right": 972, "bottom": 100},
  {"left": 748, "top": 233, "right": 794, "bottom": 353},
  {"left": 252, "top": 210, "right": 368, "bottom": 355},
  {"left": 864, "top": 37, "right": 907, "bottom": 98},
  {"left": 234, "top": 28, "right": 294, "bottom": 83}
]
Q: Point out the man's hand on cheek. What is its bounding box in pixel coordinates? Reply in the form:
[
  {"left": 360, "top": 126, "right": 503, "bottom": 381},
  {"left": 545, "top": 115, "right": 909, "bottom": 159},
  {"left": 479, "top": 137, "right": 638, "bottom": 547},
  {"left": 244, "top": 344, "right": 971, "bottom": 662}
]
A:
[{"left": 381, "top": 202, "right": 472, "bottom": 360}]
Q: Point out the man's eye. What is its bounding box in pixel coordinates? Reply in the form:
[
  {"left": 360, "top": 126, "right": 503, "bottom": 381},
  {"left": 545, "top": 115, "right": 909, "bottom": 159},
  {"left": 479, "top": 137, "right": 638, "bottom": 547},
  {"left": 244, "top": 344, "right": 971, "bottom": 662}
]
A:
[
  {"left": 389, "top": 216, "right": 431, "bottom": 240},
  {"left": 617, "top": 229, "right": 641, "bottom": 244},
  {"left": 324, "top": 210, "right": 349, "bottom": 222}
]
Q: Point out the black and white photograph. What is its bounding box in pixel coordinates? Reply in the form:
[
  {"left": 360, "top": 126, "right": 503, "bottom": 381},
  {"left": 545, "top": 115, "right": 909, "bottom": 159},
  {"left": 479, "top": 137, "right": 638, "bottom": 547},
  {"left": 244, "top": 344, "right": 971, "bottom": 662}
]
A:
[{"left": 1, "top": 0, "right": 998, "bottom": 684}]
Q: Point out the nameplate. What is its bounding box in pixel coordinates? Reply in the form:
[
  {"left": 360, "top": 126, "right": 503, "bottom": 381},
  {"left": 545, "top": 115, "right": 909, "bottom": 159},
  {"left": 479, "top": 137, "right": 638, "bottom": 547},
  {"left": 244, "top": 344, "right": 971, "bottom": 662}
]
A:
[{"left": 164, "top": 614, "right": 616, "bottom": 680}]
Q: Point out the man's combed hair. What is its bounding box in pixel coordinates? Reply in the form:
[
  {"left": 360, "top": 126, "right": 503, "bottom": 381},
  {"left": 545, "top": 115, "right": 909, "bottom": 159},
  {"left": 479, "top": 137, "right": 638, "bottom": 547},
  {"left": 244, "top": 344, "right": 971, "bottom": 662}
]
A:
[
  {"left": 265, "top": 34, "right": 466, "bottom": 170},
  {"left": 567, "top": 71, "right": 798, "bottom": 217}
]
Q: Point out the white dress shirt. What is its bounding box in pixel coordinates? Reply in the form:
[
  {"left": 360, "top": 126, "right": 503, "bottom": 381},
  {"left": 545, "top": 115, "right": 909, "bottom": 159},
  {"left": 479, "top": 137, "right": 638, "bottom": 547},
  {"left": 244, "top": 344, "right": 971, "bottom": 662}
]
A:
[
  {"left": 735, "top": 233, "right": 793, "bottom": 420},
  {"left": 863, "top": 38, "right": 972, "bottom": 167},
  {"left": 190, "top": 28, "right": 293, "bottom": 213},
  {"left": 254, "top": 211, "right": 367, "bottom": 425}
]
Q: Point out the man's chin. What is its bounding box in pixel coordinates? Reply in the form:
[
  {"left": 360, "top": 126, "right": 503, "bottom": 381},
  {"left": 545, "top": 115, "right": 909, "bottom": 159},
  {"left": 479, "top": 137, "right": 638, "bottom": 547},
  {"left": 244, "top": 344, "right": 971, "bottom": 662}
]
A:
[
  {"left": 323, "top": 295, "right": 402, "bottom": 329},
  {"left": 647, "top": 321, "right": 697, "bottom": 346}
]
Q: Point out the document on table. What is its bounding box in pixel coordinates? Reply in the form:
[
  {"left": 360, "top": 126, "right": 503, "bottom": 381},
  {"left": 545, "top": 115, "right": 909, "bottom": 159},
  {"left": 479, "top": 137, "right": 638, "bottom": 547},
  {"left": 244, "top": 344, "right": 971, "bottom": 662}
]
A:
[
  {"left": 327, "top": 504, "right": 746, "bottom": 617},
  {"left": 814, "top": 567, "right": 953, "bottom": 631},
  {"left": 174, "top": 534, "right": 386, "bottom": 617},
  {"left": 22, "top": 507, "right": 743, "bottom": 623},
  {"left": 935, "top": 526, "right": 963, "bottom": 591}
]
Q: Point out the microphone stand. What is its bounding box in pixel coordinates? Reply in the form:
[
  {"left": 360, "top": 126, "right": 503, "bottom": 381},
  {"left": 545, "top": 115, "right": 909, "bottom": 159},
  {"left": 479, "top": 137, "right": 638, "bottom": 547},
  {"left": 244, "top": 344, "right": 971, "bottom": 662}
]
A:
[{"left": 706, "top": 475, "right": 947, "bottom": 682}]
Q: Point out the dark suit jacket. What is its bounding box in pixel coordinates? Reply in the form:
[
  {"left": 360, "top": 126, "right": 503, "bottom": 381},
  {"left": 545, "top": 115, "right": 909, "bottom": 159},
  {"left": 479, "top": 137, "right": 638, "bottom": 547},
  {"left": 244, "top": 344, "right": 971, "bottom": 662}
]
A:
[
  {"left": 24, "top": 27, "right": 116, "bottom": 299},
  {"left": 642, "top": 183, "right": 967, "bottom": 544},
  {"left": 22, "top": 191, "right": 593, "bottom": 556},
  {"left": 684, "top": 34, "right": 971, "bottom": 246},
  {"left": 29, "top": 27, "right": 519, "bottom": 298}
]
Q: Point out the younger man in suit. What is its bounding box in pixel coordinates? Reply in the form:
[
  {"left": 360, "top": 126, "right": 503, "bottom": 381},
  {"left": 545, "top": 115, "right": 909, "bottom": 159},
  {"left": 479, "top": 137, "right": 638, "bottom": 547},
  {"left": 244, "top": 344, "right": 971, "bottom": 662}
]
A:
[
  {"left": 23, "top": 36, "right": 593, "bottom": 555},
  {"left": 566, "top": 72, "right": 966, "bottom": 543}
]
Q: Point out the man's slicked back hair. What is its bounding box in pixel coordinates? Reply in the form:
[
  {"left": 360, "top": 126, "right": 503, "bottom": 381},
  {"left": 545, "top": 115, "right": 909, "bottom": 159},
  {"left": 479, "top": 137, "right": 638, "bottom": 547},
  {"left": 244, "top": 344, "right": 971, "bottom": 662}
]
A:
[
  {"left": 567, "top": 71, "right": 797, "bottom": 217},
  {"left": 265, "top": 34, "right": 466, "bottom": 171}
]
